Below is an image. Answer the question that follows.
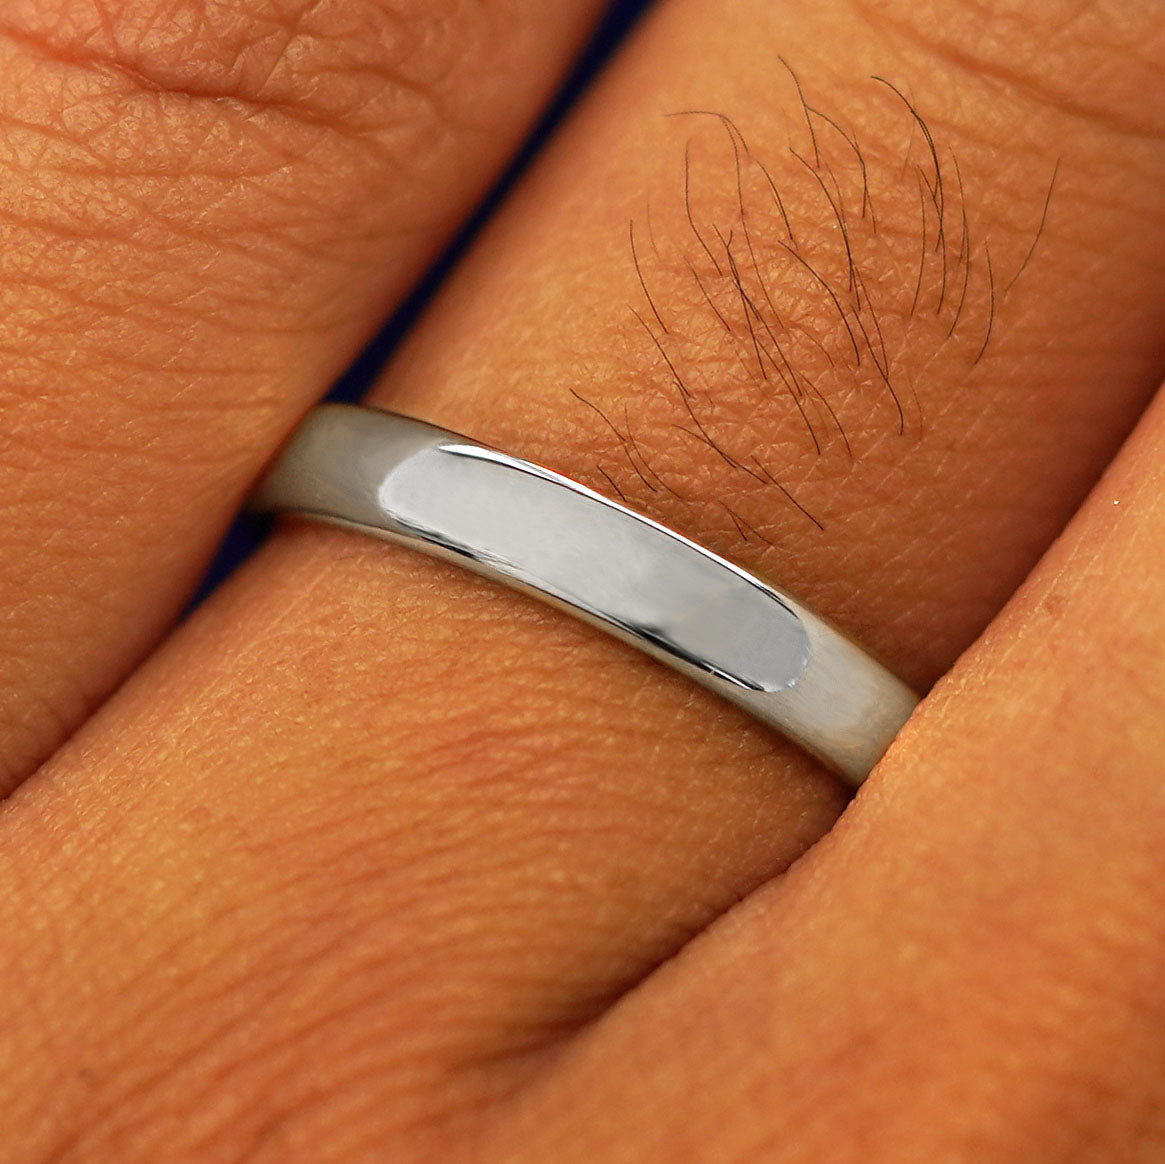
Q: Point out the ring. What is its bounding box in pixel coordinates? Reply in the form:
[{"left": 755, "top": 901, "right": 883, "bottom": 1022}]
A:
[{"left": 252, "top": 404, "right": 918, "bottom": 787}]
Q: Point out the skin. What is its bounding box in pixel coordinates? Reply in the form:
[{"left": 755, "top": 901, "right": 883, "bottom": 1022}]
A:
[{"left": 0, "top": 0, "right": 1162, "bottom": 1160}]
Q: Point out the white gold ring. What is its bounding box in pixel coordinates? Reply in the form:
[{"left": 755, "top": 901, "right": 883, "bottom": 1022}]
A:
[{"left": 252, "top": 404, "right": 918, "bottom": 787}]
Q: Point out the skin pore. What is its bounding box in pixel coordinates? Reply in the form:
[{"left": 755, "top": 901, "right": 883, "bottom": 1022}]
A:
[{"left": 0, "top": 0, "right": 1161, "bottom": 1160}]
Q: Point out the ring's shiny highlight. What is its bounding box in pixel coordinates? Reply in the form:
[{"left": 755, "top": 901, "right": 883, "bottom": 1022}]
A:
[{"left": 252, "top": 404, "right": 918, "bottom": 786}]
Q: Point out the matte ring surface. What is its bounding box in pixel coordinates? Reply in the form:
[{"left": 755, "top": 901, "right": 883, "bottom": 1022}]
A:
[{"left": 252, "top": 404, "right": 918, "bottom": 787}]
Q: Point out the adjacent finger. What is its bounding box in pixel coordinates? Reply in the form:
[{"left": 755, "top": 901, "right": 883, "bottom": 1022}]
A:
[
  {"left": 0, "top": 0, "right": 608, "bottom": 788},
  {"left": 489, "top": 379, "right": 1165, "bottom": 1162},
  {"left": 1, "top": 0, "right": 1163, "bottom": 1156}
]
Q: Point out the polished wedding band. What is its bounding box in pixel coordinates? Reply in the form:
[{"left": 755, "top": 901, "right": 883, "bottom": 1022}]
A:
[{"left": 252, "top": 404, "right": 918, "bottom": 787}]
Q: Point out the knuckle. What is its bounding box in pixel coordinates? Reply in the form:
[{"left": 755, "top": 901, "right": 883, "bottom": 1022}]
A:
[
  {"left": 0, "top": 0, "right": 509, "bottom": 421},
  {"left": 0, "top": 2, "right": 473, "bottom": 428},
  {"left": 0, "top": 0, "right": 478, "bottom": 266}
]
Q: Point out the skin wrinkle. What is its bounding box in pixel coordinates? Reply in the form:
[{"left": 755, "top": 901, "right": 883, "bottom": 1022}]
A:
[
  {"left": 0, "top": 1, "right": 455, "bottom": 136},
  {"left": 0, "top": 11, "right": 470, "bottom": 282},
  {"left": 0, "top": 105, "right": 383, "bottom": 353},
  {"left": 596, "top": 70, "right": 1057, "bottom": 535},
  {"left": 0, "top": 25, "right": 426, "bottom": 429}
]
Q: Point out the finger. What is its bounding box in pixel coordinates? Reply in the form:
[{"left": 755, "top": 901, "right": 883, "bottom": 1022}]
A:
[
  {"left": 2, "top": 0, "right": 1164, "bottom": 1155},
  {"left": 491, "top": 380, "right": 1165, "bottom": 1163},
  {"left": 0, "top": 0, "right": 608, "bottom": 788}
]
